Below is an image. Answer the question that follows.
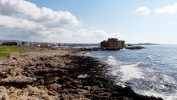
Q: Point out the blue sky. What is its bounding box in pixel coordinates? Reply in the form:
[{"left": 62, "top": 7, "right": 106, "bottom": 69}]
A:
[{"left": 1, "top": 0, "right": 177, "bottom": 44}]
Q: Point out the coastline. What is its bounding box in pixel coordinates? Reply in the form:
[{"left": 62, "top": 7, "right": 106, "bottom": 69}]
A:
[{"left": 0, "top": 48, "right": 162, "bottom": 100}]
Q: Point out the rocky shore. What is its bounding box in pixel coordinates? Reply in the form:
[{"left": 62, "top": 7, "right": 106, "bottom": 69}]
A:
[{"left": 0, "top": 48, "right": 162, "bottom": 100}]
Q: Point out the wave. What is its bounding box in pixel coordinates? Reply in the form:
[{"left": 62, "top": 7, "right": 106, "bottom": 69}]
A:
[
  {"left": 104, "top": 56, "right": 177, "bottom": 100},
  {"left": 141, "top": 90, "right": 177, "bottom": 100},
  {"left": 118, "top": 63, "right": 177, "bottom": 100},
  {"left": 119, "top": 63, "right": 145, "bottom": 82},
  {"left": 87, "top": 47, "right": 177, "bottom": 100},
  {"left": 147, "top": 55, "right": 153, "bottom": 59},
  {"left": 106, "top": 56, "right": 119, "bottom": 66}
]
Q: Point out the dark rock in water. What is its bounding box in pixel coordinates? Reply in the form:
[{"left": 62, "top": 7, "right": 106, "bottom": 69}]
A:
[{"left": 80, "top": 45, "right": 145, "bottom": 51}]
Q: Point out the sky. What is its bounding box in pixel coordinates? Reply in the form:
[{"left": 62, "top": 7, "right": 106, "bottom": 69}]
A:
[{"left": 1, "top": 0, "right": 177, "bottom": 44}]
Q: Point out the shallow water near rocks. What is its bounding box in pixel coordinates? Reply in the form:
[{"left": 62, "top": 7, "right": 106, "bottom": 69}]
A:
[{"left": 86, "top": 45, "right": 177, "bottom": 100}]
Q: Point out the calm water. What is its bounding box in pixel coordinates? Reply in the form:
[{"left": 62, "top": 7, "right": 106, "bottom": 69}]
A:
[{"left": 85, "top": 45, "right": 177, "bottom": 100}]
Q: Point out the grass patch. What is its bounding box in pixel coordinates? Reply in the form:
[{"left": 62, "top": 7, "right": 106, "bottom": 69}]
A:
[
  {"left": 0, "top": 45, "right": 23, "bottom": 58},
  {"left": 0, "top": 45, "right": 50, "bottom": 58},
  {"left": 0, "top": 52, "right": 9, "bottom": 58}
]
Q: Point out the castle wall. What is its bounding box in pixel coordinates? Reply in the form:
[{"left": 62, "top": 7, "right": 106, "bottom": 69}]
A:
[{"left": 100, "top": 38, "right": 125, "bottom": 49}]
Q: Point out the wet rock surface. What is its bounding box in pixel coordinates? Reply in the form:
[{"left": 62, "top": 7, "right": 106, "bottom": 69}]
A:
[{"left": 0, "top": 50, "right": 162, "bottom": 100}]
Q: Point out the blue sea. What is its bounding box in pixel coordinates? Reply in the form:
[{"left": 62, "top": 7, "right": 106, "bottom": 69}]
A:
[{"left": 84, "top": 45, "right": 177, "bottom": 100}]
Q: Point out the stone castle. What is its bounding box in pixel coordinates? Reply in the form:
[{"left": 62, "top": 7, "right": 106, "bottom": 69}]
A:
[{"left": 101, "top": 38, "right": 125, "bottom": 49}]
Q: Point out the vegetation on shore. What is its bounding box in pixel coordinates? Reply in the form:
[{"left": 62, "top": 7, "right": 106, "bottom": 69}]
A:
[
  {"left": 0, "top": 45, "right": 23, "bottom": 58},
  {"left": 0, "top": 45, "right": 47, "bottom": 58}
]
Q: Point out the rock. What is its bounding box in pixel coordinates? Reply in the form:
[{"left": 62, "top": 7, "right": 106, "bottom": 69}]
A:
[
  {"left": 47, "top": 83, "right": 61, "bottom": 91},
  {"left": 0, "top": 72, "right": 7, "bottom": 78},
  {"left": 85, "top": 93, "right": 93, "bottom": 98},
  {"left": 53, "top": 77, "right": 59, "bottom": 83},
  {"left": 61, "top": 93, "right": 68, "bottom": 100},
  {"left": 0, "top": 86, "right": 10, "bottom": 100},
  {"left": 83, "top": 86, "right": 91, "bottom": 91},
  {"left": 41, "top": 94, "right": 51, "bottom": 100},
  {"left": 48, "top": 90, "right": 56, "bottom": 96},
  {"left": 91, "top": 86, "right": 98, "bottom": 91},
  {"left": 70, "top": 80, "right": 82, "bottom": 88},
  {"left": 27, "top": 85, "right": 38, "bottom": 95},
  {"left": 1, "top": 61, "right": 8, "bottom": 65},
  {"left": 0, "top": 76, "right": 36, "bottom": 86}
]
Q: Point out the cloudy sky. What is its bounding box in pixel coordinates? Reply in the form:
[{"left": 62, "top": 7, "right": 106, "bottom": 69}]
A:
[{"left": 1, "top": 0, "right": 177, "bottom": 44}]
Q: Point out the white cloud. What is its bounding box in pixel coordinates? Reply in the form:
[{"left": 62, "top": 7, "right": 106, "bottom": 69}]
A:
[
  {"left": 57, "top": 29, "right": 126, "bottom": 43},
  {"left": 135, "top": 7, "right": 151, "bottom": 16},
  {"left": 35, "top": 28, "right": 124, "bottom": 43},
  {"left": 0, "top": 15, "right": 45, "bottom": 30},
  {"left": 0, "top": 0, "right": 79, "bottom": 27},
  {"left": 0, "top": 0, "right": 79, "bottom": 30},
  {"left": 0, "top": 0, "right": 80, "bottom": 42},
  {"left": 0, "top": 0, "right": 125, "bottom": 43},
  {"left": 155, "top": 3, "right": 177, "bottom": 14}
]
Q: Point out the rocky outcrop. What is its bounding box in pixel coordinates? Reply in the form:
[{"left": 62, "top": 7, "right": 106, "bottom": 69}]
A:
[
  {"left": 0, "top": 50, "right": 162, "bottom": 100},
  {"left": 0, "top": 76, "right": 36, "bottom": 86}
]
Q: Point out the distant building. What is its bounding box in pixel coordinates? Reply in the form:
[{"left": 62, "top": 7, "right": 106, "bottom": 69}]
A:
[
  {"left": 2, "top": 42, "right": 18, "bottom": 46},
  {"left": 21, "top": 42, "right": 28, "bottom": 46},
  {"left": 101, "top": 38, "right": 125, "bottom": 49},
  {"left": 32, "top": 43, "right": 50, "bottom": 48}
]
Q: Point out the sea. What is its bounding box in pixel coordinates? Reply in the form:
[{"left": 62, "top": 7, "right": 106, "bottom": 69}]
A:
[{"left": 83, "top": 45, "right": 177, "bottom": 100}]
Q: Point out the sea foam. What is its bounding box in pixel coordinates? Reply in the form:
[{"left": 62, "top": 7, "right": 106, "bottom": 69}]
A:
[
  {"left": 106, "top": 56, "right": 119, "bottom": 66},
  {"left": 119, "top": 63, "right": 145, "bottom": 81},
  {"left": 141, "top": 90, "right": 177, "bottom": 100}
]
